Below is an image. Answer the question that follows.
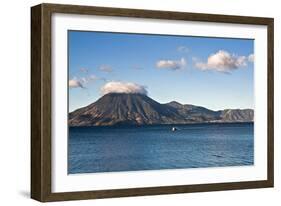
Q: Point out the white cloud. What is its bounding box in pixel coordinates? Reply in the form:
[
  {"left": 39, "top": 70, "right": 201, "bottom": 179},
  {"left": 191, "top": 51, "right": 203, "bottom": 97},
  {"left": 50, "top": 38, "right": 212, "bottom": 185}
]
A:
[
  {"left": 177, "top": 46, "right": 189, "bottom": 53},
  {"left": 69, "top": 75, "right": 99, "bottom": 89},
  {"left": 80, "top": 77, "right": 88, "bottom": 84},
  {"left": 69, "top": 79, "right": 84, "bottom": 88},
  {"left": 80, "top": 75, "right": 98, "bottom": 84},
  {"left": 156, "top": 58, "right": 186, "bottom": 70},
  {"left": 248, "top": 54, "right": 254, "bottom": 62},
  {"left": 195, "top": 50, "right": 249, "bottom": 72},
  {"left": 89, "top": 75, "right": 99, "bottom": 81},
  {"left": 101, "top": 81, "right": 148, "bottom": 95},
  {"left": 99, "top": 65, "right": 113, "bottom": 73}
]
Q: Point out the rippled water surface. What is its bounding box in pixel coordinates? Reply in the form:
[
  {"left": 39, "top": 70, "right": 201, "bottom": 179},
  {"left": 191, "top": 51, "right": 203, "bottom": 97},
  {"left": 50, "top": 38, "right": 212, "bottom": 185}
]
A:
[{"left": 68, "top": 123, "right": 254, "bottom": 174}]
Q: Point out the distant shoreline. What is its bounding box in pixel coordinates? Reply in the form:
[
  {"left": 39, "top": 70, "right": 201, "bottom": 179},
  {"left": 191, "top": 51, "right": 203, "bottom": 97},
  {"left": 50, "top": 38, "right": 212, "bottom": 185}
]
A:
[{"left": 69, "top": 121, "right": 254, "bottom": 128}]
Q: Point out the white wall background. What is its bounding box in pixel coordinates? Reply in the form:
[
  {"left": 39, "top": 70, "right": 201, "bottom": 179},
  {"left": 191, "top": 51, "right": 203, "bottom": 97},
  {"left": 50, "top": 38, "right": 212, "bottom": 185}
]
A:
[{"left": 0, "top": 0, "right": 280, "bottom": 205}]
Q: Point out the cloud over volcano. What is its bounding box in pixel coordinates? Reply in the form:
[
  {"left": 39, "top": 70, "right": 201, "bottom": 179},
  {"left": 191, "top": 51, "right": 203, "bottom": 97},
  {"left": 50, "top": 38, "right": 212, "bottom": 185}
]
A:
[{"left": 101, "top": 81, "right": 148, "bottom": 95}]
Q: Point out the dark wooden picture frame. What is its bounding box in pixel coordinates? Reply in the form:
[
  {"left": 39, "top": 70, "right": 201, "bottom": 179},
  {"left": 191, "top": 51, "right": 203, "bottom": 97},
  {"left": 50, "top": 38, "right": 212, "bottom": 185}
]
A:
[{"left": 31, "top": 3, "right": 274, "bottom": 202}]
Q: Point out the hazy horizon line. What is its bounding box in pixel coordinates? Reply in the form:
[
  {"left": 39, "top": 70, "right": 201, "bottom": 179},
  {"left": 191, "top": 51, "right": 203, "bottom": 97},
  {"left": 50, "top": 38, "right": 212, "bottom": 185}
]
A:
[{"left": 69, "top": 92, "right": 254, "bottom": 113}]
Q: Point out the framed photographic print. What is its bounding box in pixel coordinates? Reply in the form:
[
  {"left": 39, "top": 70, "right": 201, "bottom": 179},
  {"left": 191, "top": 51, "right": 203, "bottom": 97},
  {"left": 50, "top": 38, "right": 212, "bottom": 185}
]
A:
[{"left": 31, "top": 3, "right": 274, "bottom": 202}]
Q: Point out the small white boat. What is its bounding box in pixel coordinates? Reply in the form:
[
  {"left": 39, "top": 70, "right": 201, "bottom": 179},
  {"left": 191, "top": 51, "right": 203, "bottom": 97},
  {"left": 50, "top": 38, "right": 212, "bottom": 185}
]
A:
[{"left": 172, "top": 127, "right": 178, "bottom": 131}]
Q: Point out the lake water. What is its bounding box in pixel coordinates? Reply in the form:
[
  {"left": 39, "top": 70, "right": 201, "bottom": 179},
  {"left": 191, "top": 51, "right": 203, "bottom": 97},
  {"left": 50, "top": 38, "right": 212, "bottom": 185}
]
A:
[{"left": 68, "top": 123, "right": 254, "bottom": 174}]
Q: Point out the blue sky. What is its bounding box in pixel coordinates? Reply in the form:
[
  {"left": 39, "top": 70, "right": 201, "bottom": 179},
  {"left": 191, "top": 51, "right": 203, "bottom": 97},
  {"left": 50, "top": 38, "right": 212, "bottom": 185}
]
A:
[{"left": 68, "top": 30, "right": 254, "bottom": 112}]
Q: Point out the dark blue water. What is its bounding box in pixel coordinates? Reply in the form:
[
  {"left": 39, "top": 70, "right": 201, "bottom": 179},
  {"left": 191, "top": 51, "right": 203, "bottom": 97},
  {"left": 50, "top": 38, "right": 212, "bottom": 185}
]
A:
[{"left": 68, "top": 123, "right": 254, "bottom": 174}]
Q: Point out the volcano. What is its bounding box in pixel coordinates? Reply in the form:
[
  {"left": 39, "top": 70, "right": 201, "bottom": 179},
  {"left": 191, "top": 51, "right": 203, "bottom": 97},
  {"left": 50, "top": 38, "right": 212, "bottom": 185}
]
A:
[{"left": 69, "top": 93, "right": 254, "bottom": 126}]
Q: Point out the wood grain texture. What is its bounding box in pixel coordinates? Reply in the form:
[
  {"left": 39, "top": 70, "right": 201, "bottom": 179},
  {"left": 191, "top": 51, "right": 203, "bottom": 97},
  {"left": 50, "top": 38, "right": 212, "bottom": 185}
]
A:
[
  {"left": 42, "top": 3, "right": 272, "bottom": 25},
  {"left": 267, "top": 20, "right": 274, "bottom": 186},
  {"left": 31, "top": 3, "right": 274, "bottom": 202},
  {"left": 31, "top": 4, "right": 52, "bottom": 202},
  {"left": 31, "top": 4, "right": 42, "bottom": 201}
]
